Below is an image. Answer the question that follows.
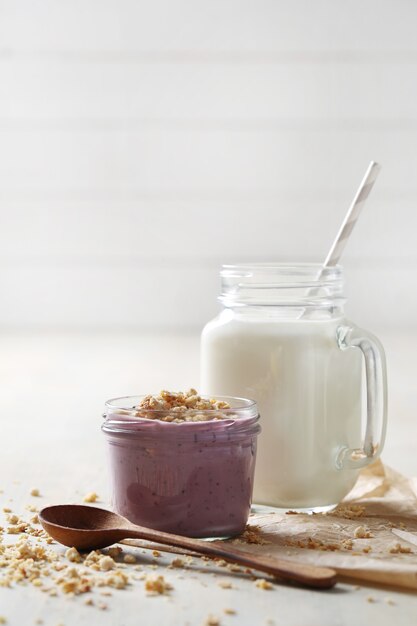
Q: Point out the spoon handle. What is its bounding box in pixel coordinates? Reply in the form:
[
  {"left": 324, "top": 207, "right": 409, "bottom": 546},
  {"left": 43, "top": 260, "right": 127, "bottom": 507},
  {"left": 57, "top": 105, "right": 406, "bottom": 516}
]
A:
[{"left": 123, "top": 526, "right": 336, "bottom": 589}]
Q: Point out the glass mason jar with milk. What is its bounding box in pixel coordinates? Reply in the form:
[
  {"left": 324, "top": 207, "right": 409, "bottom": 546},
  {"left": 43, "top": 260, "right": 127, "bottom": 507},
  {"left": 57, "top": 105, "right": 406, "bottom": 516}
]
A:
[{"left": 201, "top": 262, "right": 387, "bottom": 511}]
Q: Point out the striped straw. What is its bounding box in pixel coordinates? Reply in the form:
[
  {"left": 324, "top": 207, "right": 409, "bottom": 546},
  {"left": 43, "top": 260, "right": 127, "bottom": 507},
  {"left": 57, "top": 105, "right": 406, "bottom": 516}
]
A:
[{"left": 324, "top": 161, "right": 381, "bottom": 267}]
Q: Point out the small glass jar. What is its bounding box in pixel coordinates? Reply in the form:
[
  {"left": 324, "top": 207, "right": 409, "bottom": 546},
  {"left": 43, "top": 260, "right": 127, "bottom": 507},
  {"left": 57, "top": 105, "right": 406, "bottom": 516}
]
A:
[
  {"left": 201, "top": 263, "right": 388, "bottom": 510},
  {"left": 102, "top": 395, "right": 260, "bottom": 538}
]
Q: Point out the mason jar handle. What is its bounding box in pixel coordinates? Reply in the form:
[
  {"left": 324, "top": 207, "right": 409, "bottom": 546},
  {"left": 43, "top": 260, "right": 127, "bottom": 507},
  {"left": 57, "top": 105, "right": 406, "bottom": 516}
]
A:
[{"left": 335, "top": 325, "right": 388, "bottom": 470}]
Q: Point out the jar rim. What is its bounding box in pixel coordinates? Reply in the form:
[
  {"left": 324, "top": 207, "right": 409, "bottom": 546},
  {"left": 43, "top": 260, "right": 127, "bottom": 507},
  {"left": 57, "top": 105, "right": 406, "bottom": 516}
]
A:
[
  {"left": 219, "top": 262, "right": 344, "bottom": 309},
  {"left": 221, "top": 262, "right": 342, "bottom": 277},
  {"left": 104, "top": 394, "right": 257, "bottom": 416},
  {"left": 102, "top": 394, "right": 260, "bottom": 437}
]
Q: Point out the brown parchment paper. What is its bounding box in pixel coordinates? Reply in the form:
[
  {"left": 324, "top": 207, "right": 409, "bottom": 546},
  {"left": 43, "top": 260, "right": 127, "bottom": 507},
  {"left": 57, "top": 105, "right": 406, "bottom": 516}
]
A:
[
  {"left": 125, "top": 461, "right": 417, "bottom": 590},
  {"left": 241, "top": 460, "right": 417, "bottom": 590}
]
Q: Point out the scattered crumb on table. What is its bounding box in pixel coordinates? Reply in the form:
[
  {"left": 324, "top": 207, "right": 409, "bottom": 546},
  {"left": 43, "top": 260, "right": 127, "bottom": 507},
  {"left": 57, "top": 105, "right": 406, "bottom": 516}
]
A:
[
  {"left": 83, "top": 492, "right": 99, "bottom": 503},
  {"left": 144, "top": 574, "right": 172, "bottom": 595},
  {"left": 218, "top": 580, "right": 233, "bottom": 589},
  {"left": 98, "top": 556, "right": 115, "bottom": 571},
  {"left": 389, "top": 543, "right": 412, "bottom": 554},
  {"left": 123, "top": 554, "right": 136, "bottom": 564},
  {"left": 255, "top": 579, "right": 273, "bottom": 590},
  {"left": 354, "top": 525, "right": 373, "bottom": 539}
]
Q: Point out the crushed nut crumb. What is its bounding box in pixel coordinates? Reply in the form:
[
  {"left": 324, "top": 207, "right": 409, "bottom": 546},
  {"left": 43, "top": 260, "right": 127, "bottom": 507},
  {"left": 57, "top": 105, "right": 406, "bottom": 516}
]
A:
[
  {"left": 327, "top": 504, "right": 366, "bottom": 519},
  {"left": 7, "top": 523, "right": 28, "bottom": 534},
  {"left": 254, "top": 579, "right": 273, "bottom": 590},
  {"left": 286, "top": 537, "right": 341, "bottom": 551},
  {"left": 123, "top": 554, "right": 136, "bottom": 564},
  {"left": 98, "top": 556, "right": 115, "bottom": 571},
  {"left": 83, "top": 492, "right": 99, "bottom": 503},
  {"left": 108, "top": 547, "right": 123, "bottom": 559},
  {"left": 30, "top": 489, "right": 40, "bottom": 497},
  {"left": 144, "top": 574, "right": 172, "bottom": 595},
  {"left": 354, "top": 525, "right": 374, "bottom": 539},
  {"left": 227, "top": 564, "right": 242, "bottom": 573},
  {"left": 65, "top": 547, "right": 82, "bottom": 563},
  {"left": 389, "top": 543, "right": 412, "bottom": 554},
  {"left": 129, "top": 390, "right": 232, "bottom": 423},
  {"left": 218, "top": 580, "right": 233, "bottom": 589},
  {"left": 233, "top": 524, "right": 270, "bottom": 546}
]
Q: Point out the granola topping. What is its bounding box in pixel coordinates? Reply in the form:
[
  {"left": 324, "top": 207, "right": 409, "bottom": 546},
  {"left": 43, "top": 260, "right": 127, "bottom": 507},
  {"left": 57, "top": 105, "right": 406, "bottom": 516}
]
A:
[{"left": 130, "top": 390, "right": 232, "bottom": 423}]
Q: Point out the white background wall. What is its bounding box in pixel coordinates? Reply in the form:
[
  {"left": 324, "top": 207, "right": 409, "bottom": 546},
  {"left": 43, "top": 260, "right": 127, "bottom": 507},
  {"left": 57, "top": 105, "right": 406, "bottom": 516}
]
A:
[{"left": 1, "top": 0, "right": 416, "bottom": 332}]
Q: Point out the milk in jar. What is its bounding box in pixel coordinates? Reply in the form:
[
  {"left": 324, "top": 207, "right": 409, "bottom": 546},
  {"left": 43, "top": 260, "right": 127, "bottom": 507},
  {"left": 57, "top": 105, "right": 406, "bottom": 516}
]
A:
[{"left": 201, "top": 264, "right": 387, "bottom": 509}]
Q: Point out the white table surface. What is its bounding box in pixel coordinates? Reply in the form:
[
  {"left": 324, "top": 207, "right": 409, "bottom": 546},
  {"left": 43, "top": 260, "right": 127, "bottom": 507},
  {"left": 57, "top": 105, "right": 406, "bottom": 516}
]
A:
[{"left": 1, "top": 330, "right": 416, "bottom": 625}]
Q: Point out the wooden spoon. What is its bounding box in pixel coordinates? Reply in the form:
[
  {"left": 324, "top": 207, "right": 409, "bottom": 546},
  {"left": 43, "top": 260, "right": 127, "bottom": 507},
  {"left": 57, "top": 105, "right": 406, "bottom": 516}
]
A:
[{"left": 39, "top": 504, "right": 337, "bottom": 589}]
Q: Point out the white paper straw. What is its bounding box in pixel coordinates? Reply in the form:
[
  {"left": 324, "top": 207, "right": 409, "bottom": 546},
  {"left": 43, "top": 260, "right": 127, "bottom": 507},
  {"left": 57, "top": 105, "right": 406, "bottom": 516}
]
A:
[
  {"left": 300, "top": 161, "right": 381, "bottom": 318},
  {"left": 323, "top": 161, "right": 381, "bottom": 267}
]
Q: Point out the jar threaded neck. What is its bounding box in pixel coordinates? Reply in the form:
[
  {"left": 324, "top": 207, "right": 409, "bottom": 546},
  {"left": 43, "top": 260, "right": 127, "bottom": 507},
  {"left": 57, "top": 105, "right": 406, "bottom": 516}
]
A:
[{"left": 219, "top": 263, "right": 345, "bottom": 311}]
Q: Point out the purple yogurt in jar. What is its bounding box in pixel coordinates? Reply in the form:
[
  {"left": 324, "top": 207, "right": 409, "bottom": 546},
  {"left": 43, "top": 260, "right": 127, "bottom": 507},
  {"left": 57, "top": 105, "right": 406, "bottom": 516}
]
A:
[{"left": 102, "top": 395, "right": 260, "bottom": 538}]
